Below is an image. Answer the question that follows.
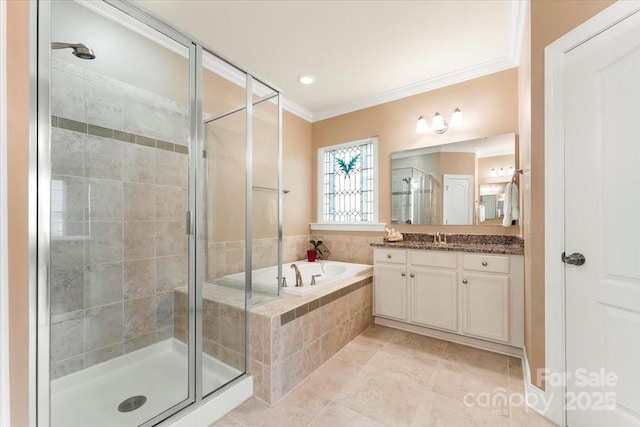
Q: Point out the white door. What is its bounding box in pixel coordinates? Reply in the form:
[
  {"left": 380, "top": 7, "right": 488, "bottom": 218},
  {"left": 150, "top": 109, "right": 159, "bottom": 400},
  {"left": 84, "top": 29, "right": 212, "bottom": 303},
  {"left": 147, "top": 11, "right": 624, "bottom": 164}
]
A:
[
  {"left": 565, "top": 10, "right": 640, "bottom": 427},
  {"left": 443, "top": 174, "right": 473, "bottom": 225}
]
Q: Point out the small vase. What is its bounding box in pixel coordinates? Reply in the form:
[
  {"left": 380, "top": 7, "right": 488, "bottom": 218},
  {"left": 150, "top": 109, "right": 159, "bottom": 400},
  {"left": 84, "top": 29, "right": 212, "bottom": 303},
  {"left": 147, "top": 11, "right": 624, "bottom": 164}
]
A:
[{"left": 307, "top": 249, "right": 317, "bottom": 262}]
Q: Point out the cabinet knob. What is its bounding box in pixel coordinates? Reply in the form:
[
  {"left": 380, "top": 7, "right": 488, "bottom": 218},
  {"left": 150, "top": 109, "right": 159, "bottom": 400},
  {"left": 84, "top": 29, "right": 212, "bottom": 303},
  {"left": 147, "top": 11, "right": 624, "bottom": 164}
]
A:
[
  {"left": 401, "top": 272, "right": 406, "bottom": 277},
  {"left": 462, "top": 279, "right": 468, "bottom": 284},
  {"left": 387, "top": 254, "right": 392, "bottom": 259},
  {"left": 482, "top": 261, "right": 488, "bottom": 266},
  {"left": 410, "top": 273, "right": 415, "bottom": 278}
]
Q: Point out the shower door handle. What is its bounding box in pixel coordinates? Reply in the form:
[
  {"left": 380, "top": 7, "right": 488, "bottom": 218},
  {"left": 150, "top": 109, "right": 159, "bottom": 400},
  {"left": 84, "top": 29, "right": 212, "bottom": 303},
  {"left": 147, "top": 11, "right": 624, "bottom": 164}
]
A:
[{"left": 185, "top": 211, "right": 194, "bottom": 235}]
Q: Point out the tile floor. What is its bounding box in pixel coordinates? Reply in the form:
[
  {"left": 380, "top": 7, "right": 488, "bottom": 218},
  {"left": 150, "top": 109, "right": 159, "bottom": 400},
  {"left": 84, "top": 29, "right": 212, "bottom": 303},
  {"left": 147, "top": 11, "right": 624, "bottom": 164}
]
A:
[{"left": 211, "top": 325, "right": 557, "bottom": 427}]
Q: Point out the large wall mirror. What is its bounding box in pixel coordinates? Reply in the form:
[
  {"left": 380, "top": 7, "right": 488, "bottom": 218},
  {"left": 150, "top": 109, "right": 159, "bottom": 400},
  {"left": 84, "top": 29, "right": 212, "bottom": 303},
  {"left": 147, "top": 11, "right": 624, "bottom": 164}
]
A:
[{"left": 390, "top": 132, "right": 517, "bottom": 226}]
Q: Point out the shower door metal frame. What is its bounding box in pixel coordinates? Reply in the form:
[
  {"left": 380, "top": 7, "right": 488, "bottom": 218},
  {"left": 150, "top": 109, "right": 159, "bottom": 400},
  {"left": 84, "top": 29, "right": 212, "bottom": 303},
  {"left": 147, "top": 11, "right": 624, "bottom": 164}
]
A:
[
  {"left": 33, "top": 0, "right": 283, "bottom": 425},
  {"left": 198, "top": 60, "right": 284, "bottom": 399},
  {"left": 35, "top": 1, "right": 199, "bottom": 426}
]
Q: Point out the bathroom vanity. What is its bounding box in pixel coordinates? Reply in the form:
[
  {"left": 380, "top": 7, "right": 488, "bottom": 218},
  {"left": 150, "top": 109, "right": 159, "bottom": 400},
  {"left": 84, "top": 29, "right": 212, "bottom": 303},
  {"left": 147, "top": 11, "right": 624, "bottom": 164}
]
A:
[{"left": 371, "top": 234, "right": 524, "bottom": 356}]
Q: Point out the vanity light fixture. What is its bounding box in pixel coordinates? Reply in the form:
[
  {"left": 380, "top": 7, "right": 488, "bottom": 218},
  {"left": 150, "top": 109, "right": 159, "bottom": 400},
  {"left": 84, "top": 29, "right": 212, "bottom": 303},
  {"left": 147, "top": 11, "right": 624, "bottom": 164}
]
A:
[
  {"left": 416, "top": 108, "right": 464, "bottom": 134},
  {"left": 298, "top": 75, "right": 315, "bottom": 85},
  {"left": 489, "top": 166, "right": 515, "bottom": 179}
]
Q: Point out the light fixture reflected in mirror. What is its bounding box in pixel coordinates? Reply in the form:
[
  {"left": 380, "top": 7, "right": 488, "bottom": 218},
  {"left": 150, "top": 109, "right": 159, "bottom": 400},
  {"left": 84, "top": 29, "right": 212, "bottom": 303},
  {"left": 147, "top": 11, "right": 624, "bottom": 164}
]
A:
[
  {"left": 488, "top": 166, "right": 515, "bottom": 179},
  {"left": 415, "top": 108, "right": 464, "bottom": 134}
]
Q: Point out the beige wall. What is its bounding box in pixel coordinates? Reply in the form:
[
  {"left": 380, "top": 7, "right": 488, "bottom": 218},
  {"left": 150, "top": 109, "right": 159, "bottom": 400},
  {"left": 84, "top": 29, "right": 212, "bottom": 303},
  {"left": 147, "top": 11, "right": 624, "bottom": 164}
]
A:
[
  {"left": 283, "top": 111, "right": 312, "bottom": 236},
  {"left": 7, "top": 0, "right": 30, "bottom": 425},
  {"left": 312, "top": 68, "right": 520, "bottom": 235},
  {"left": 204, "top": 70, "right": 312, "bottom": 243},
  {"left": 7, "top": 0, "right": 618, "bottom": 420},
  {"left": 522, "top": 0, "right": 614, "bottom": 389}
]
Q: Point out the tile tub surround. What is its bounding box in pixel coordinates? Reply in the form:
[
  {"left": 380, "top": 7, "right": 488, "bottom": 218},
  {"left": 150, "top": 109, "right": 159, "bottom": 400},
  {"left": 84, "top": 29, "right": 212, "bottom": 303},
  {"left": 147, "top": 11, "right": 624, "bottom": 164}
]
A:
[
  {"left": 208, "top": 235, "right": 315, "bottom": 280},
  {"left": 250, "top": 273, "right": 374, "bottom": 405},
  {"left": 173, "top": 272, "right": 374, "bottom": 405},
  {"left": 207, "top": 233, "right": 381, "bottom": 281},
  {"left": 173, "top": 284, "right": 248, "bottom": 373},
  {"left": 309, "top": 234, "right": 384, "bottom": 265},
  {"left": 49, "top": 58, "right": 190, "bottom": 379},
  {"left": 371, "top": 233, "right": 525, "bottom": 255}
]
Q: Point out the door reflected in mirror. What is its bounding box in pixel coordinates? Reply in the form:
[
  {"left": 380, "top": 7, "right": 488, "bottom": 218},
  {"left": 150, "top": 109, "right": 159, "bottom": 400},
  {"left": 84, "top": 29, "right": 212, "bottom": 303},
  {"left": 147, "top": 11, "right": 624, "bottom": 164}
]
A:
[{"left": 390, "top": 133, "right": 516, "bottom": 226}]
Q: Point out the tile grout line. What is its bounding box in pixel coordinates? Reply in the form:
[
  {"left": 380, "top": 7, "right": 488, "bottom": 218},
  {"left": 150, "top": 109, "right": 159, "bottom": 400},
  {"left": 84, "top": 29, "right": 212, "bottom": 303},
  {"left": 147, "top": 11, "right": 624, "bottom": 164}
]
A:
[{"left": 52, "top": 115, "right": 189, "bottom": 155}]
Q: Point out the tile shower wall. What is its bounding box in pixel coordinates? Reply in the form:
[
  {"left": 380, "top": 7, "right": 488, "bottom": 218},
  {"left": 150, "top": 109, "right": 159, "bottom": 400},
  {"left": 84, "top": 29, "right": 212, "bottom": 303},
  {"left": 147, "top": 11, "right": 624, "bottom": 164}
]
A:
[{"left": 50, "top": 58, "right": 189, "bottom": 379}]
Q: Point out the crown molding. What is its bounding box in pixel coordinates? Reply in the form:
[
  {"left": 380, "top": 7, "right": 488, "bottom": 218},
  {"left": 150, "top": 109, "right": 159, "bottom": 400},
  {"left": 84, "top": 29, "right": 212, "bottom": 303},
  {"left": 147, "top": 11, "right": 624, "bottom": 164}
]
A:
[
  {"left": 304, "top": 0, "right": 525, "bottom": 123},
  {"left": 281, "top": 98, "right": 314, "bottom": 122},
  {"left": 311, "top": 56, "right": 517, "bottom": 123},
  {"left": 510, "top": 0, "right": 528, "bottom": 65}
]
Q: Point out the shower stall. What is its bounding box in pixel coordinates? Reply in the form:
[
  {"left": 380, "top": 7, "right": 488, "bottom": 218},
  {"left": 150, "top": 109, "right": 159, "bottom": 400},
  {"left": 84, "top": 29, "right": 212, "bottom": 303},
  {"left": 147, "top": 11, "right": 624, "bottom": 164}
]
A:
[
  {"left": 391, "top": 167, "right": 440, "bottom": 225},
  {"left": 36, "top": 1, "right": 281, "bottom": 426}
]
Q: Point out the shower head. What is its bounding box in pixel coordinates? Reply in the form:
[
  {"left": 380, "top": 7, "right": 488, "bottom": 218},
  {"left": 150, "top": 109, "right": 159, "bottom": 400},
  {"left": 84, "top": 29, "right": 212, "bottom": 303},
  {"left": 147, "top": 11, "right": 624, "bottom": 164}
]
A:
[{"left": 51, "top": 42, "right": 96, "bottom": 60}]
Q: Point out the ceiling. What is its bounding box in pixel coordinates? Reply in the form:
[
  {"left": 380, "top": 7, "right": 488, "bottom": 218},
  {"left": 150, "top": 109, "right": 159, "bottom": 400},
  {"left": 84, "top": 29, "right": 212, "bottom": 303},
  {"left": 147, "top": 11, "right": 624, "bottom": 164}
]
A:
[{"left": 138, "top": 1, "right": 524, "bottom": 122}]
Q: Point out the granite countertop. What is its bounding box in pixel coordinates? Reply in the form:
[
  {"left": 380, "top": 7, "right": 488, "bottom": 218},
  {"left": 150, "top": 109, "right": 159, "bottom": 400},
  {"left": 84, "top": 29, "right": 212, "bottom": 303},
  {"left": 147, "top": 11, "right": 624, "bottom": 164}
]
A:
[{"left": 371, "top": 233, "right": 524, "bottom": 255}]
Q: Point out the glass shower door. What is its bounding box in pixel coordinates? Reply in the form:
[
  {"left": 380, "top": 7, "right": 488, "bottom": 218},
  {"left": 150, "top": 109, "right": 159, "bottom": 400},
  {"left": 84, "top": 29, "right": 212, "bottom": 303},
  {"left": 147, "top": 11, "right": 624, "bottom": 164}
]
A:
[
  {"left": 200, "top": 51, "right": 249, "bottom": 397},
  {"left": 47, "top": 1, "right": 193, "bottom": 425},
  {"left": 199, "top": 50, "right": 281, "bottom": 398}
]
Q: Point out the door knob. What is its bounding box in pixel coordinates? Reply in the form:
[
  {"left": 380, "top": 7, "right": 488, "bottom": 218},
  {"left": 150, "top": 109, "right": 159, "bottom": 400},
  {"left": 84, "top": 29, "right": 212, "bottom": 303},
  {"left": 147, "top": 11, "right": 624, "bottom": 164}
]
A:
[
  {"left": 562, "top": 252, "right": 586, "bottom": 266},
  {"left": 410, "top": 273, "right": 415, "bottom": 278},
  {"left": 401, "top": 272, "right": 406, "bottom": 277}
]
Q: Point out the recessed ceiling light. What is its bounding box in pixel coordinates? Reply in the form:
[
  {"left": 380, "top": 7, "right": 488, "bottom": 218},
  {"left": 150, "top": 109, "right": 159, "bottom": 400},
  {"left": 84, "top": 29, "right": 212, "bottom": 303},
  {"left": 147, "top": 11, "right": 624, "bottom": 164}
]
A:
[{"left": 298, "top": 75, "right": 315, "bottom": 85}]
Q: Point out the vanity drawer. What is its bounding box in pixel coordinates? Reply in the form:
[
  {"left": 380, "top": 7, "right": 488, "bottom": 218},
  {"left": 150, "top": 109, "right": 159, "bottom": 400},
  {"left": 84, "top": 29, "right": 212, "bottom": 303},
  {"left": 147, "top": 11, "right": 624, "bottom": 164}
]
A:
[
  {"left": 374, "top": 248, "right": 406, "bottom": 264},
  {"left": 463, "top": 254, "right": 509, "bottom": 274},
  {"left": 410, "top": 250, "right": 458, "bottom": 269}
]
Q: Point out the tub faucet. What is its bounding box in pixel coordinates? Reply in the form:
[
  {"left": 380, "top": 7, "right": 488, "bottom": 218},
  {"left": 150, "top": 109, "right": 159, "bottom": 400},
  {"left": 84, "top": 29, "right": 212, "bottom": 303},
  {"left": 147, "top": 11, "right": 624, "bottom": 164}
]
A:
[{"left": 290, "top": 263, "right": 303, "bottom": 287}]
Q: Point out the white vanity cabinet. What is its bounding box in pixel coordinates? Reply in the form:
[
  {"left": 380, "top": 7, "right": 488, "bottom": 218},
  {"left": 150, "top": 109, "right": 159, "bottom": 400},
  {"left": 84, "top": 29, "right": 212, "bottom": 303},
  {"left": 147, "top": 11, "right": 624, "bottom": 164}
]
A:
[
  {"left": 461, "top": 254, "right": 511, "bottom": 343},
  {"left": 373, "top": 247, "right": 524, "bottom": 355},
  {"left": 409, "top": 251, "right": 458, "bottom": 332},
  {"left": 373, "top": 249, "right": 407, "bottom": 321}
]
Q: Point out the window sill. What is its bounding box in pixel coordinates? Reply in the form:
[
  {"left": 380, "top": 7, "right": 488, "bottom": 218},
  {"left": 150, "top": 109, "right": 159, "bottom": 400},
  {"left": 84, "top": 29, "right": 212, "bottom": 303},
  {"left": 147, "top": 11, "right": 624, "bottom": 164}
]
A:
[{"left": 309, "top": 222, "right": 386, "bottom": 232}]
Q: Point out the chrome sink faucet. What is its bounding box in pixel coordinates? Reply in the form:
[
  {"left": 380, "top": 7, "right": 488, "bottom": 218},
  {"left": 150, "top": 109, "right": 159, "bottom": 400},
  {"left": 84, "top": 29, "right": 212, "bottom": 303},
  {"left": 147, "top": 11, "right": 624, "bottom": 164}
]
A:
[
  {"left": 433, "top": 232, "right": 447, "bottom": 244},
  {"left": 290, "top": 263, "right": 303, "bottom": 287}
]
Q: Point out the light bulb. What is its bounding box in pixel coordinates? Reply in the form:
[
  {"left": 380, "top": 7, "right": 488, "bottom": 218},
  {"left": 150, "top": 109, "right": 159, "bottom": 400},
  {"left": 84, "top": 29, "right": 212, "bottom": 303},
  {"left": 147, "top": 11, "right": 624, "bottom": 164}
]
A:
[
  {"left": 416, "top": 116, "right": 428, "bottom": 133},
  {"left": 498, "top": 168, "right": 505, "bottom": 177},
  {"left": 450, "top": 107, "right": 464, "bottom": 127},
  {"left": 489, "top": 168, "right": 497, "bottom": 178},
  {"left": 432, "top": 112, "right": 447, "bottom": 133},
  {"left": 298, "top": 75, "right": 315, "bottom": 85}
]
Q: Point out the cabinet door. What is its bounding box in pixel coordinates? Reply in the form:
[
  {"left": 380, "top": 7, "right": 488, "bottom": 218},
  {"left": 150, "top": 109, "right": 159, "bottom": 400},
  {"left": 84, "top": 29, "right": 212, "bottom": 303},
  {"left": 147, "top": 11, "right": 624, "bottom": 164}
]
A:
[
  {"left": 410, "top": 267, "right": 457, "bottom": 332},
  {"left": 461, "top": 272, "right": 509, "bottom": 343},
  {"left": 373, "top": 264, "right": 407, "bottom": 321}
]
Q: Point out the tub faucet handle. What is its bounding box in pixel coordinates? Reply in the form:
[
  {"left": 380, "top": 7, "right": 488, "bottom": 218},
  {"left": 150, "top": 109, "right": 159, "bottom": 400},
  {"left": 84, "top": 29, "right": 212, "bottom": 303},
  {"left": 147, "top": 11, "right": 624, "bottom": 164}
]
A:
[
  {"left": 311, "top": 274, "right": 321, "bottom": 286},
  {"left": 281, "top": 276, "right": 288, "bottom": 287}
]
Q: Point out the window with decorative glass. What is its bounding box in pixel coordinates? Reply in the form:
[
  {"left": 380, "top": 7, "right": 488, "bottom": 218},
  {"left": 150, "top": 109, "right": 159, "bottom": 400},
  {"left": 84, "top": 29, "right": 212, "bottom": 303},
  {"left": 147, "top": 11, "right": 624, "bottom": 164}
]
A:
[{"left": 317, "top": 137, "right": 379, "bottom": 227}]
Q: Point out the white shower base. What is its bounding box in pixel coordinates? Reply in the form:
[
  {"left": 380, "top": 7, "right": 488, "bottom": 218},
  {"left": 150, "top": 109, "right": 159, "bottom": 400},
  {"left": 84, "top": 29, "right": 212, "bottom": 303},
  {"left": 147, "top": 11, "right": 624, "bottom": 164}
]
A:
[{"left": 51, "top": 338, "right": 241, "bottom": 427}]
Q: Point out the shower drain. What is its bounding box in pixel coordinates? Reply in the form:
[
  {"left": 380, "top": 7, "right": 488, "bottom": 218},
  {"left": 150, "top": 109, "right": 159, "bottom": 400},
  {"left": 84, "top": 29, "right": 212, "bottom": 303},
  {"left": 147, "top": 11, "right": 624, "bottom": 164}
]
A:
[{"left": 118, "top": 395, "right": 147, "bottom": 413}]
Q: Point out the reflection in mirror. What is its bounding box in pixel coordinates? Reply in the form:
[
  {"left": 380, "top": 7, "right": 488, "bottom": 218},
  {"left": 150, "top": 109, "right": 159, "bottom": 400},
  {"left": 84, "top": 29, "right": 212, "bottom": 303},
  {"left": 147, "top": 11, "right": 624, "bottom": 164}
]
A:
[{"left": 390, "top": 133, "right": 516, "bottom": 226}]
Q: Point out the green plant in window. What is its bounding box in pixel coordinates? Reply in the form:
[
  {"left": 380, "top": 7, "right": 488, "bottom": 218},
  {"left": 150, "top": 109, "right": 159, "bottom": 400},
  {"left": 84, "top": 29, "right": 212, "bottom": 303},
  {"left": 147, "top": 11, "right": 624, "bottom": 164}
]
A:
[{"left": 335, "top": 153, "right": 360, "bottom": 176}]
